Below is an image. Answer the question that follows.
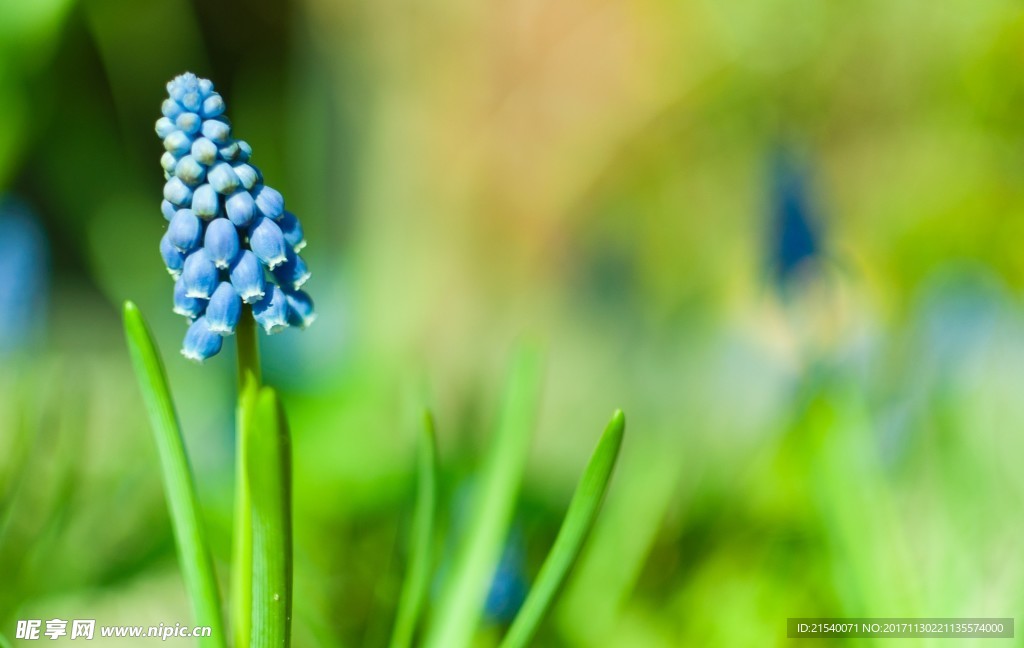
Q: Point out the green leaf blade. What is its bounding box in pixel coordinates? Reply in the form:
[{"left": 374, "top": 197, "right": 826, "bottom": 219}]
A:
[
  {"left": 390, "top": 410, "right": 440, "bottom": 648},
  {"left": 248, "top": 387, "right": 293, "bottom": 648},
  {"left": 499, "top": 409, "right": 626, "bottom": 648},
  {"left": 232, "top": 374, "right": 260, "bottom": 648},
  {"left": 122, "top": 301, "right": 226, "bottom": 648},
  {"left": 424, "top": 345, "right": 543, "bottom": 648}
]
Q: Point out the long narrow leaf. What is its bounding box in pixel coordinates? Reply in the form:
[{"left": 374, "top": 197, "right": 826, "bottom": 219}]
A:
[
  {"left": 232, "top": 373, "right": 260, "bottom": 648},
  {"left": 122, "top": 301, "right": 226, "bottom": 648},
  {"left": 389, "top": 410, "right": 439, "bottom": 648},
  {"left": 424, "top": 345, "right": 543, "bottom": 648},
  {"left": 499, "top": 410, "right": 625, "bottom": 648},
  {"left": 248, "top": 387, "right": 293, "bottom": 648}
]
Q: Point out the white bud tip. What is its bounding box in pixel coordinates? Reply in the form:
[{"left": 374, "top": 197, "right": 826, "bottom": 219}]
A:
[
  {"left": 241, "top": 289, "right": 265, "bottom": 304},
  {"left": 180, "top": 349, "right": 206, "bottom": 363}
]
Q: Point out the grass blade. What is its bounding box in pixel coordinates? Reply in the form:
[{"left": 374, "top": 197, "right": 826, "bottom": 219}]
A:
[
  {"left": 389, "top": 410, "right": 439, "bottom": 648},
  {"left": 232, "top": 373, "right": 259, "bottom": 648},
  {"left": 122, "top": 301, "right": 226, "bottom": 648},
  {"left": 424, "top": 345, "right": 543, "bottom": 648},
  {"left": 499, "top": 410, "right": 625, "bottom": 648},
  {"left": 248, "top": 387, "right": 293, "bottom": 648}
]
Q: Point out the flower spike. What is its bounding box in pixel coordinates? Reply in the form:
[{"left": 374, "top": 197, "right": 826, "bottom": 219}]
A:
[{"left": 157, "top": 72, "right": 314, "bottom": 361}]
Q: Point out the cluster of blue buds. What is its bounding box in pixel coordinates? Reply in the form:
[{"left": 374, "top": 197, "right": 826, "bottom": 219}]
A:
[{"left": 156, "top": 73, "right": 314, "bottom": 362}]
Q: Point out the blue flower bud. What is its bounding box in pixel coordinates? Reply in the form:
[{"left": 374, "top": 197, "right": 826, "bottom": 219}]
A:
[
  {"left": 219, "top": 141, "right": 240, "bottom": 161},
  {"left": 253, "top": 284, "right": 289, "bottom": 334},
  {"left": 160, "top": 232, "right": 185, "bottom": 275},
  {"left": 191, "top": 183, "right": 219, "bottom": 219},
  {"left": 163, "top": 130, "right": 192, "bottom": 156},
  {"left": 225, "top": 190, "right": 256, "bottom": 227},
  {"left": 168, "top": 74, "right": 193, "bottom": 101},
  {"left": 162, "top": 98, "right": 183, "bottom": 119},
  {"left": 174, "top": 155, "right": 206, "bottom": 186},
  {"left": 181, "top": 248, "right": 219, "bottom": 299},
  {"left": 272, "top": 249, "right": 310, "bottom": 291},
  {"left": 277, "top": 211, "right": 306, "bottom": 251},
  {"left": 182, "top": 91, "right": 202, "bottom": 113},
  {"left": 253, "top": 185, "right": 284, "bottom": 219},
  {"left": 168, "top": 209, "right": 203, "bottom": 252},
  {"left": 164, "top": 177, "right": 193, "bottom": 206},
  {"left": 160, "top": 151, "right": 178, "bottom": 174},
  {"left": 173, "top": 275, "right": 206, "bottom": 318},
  {"left": 233, "top": 163, "right": 260, "bottom": 191},
  {"left": 201, "top": 93, "right": 225, "bottom": 118},
  {"left": 181, "top": 316, "right": 223, "bottom": 362},
  {"left": 198, "top": 78, "right": 214, "bottom": 96},
  {"left": 191, "top": 137, "right": 218, "bottom": 166},
  {"left": 155, "top": 117, "right": 176, "bottom": 139},
  {"left": 206, "top": 281, "right": 242, "bottom": 334},
  {"left": 201, "top": 118, "right": 231, "bottom": 144},
  {"left": 229, "top": 250, "right": 266, "bottom": 303},
  {"left": 236, "top": 140, "right": 252, "bottom": 162},
  {"left": 161, "top": 199, "right": 177, "bottom": 222},
  {"left": 205, "top": 217, "right": 240, "bottom": 268},
  {"left": 208, "top": 162, "right": 240, "bottom": 194},
  {"left": 176, "top": 112, "right": 202, "bottom": 136},
  {"left": 248, "top": 216, "right": 288, "bottom": 269},
  {"left": 284, "top": 289, "right": 316, "bottom": 328}
]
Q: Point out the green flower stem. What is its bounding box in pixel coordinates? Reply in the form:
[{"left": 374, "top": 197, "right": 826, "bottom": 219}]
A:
[
  {"left": 424, "top": 345, "right": 543, "bottom": 648},
  {"left": 389, "top": 411, "right": 439, "bottom": 648},
  {"left": 248, "top": 387, "right": 293, "bottom": 648},
  {"left": 122, "top": 302, "right": 226, "bottom": 648},
  {"left": 499, "top": 410, "right": 626, "bottom": 648},
  {"left": 233, "top": 309, "right": 260, "bottom": 648},
  {"left": 235, "top": 306, "right": 262, "bottom": 388}
]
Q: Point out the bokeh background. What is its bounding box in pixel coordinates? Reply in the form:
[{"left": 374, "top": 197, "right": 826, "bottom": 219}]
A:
[{"left": 3, "top": 0, "right": 1024, "bottom": 645}]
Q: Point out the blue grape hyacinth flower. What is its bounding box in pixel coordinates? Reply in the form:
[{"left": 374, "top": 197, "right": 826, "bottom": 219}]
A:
[
  {"left": 0, "top": 198, "right": 49, "bottom": 356},
  {"left": 769, "top": 148, "right": 819, "bottom": 283},
  {"left": 156, "top": 72, "right": 315, "bottom": 362}
]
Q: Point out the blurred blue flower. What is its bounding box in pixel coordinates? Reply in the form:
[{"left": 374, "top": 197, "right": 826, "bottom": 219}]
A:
[
  {"left": 157, "top": 72, "right": 315, "bottom": 362},
  {"left": 483, "top": 526, "right": 527, "bottom": 624},
  {"left": 436, "top": 482, "right": 528, "bottom": 626},
  {"left": 769, "top": 149, "right": 819, "bottom": 282},
  {"left": 0, "top": 198, "right": 49, "bottom": 356}
]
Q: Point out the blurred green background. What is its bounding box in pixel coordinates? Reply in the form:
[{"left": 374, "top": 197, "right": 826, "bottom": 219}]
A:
[{"left": 3, "top": 0, "right": 1024, "bottom": 645}]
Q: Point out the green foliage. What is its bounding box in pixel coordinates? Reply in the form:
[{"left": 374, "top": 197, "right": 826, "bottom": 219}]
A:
[
  {"left": 232, "top": 373, "right": 258, "bottom": 648},
  {"left": 389, "top": 411, "right": 439, "bottom": 648},
  {"left": 246, "top": 387, "right": 293, "bottom": 648},
  {"left": 233, "top": 312, "right": 261, "bottom": 648},
  {"left": 500, "top": 410, "right": 625, "bottom": 648},
  {"left": 122, "top": 301, "right": 225, "bottom": 648},
  {"left": 121, "top": 315, "right": 621, "bottom": 648},
  {"left": 424, "top": 345, "right": 543, "bottom": 648}
]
